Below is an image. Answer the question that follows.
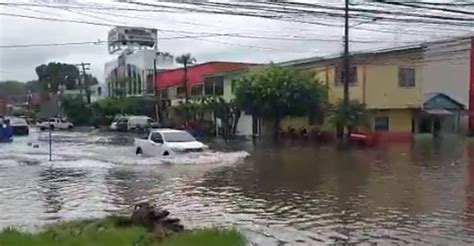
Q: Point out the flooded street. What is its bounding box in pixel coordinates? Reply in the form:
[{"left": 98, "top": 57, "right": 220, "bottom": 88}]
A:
[{"left": 1, "top": 129, "right": 474, "bottom": 245}]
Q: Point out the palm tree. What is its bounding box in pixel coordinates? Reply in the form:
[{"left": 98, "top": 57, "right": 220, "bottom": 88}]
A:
[
  {"left": 175, "top": 54, "right": 196, "bottom": 105},
  {"left": 176, "top": 54, "right": 196, "bottom": 124}
]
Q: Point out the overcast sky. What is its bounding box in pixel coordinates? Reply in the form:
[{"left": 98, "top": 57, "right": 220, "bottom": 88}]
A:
[{"left": 0, "top": 0, "right": 472, "bottom": 82}]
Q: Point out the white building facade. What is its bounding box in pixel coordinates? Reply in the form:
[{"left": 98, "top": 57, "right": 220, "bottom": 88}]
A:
[
  {"left": 420, "top": 36, "right": 473, "bottom": 132},
  {"left": 104, "top": 50, "right": 174, "bottom": 97}
]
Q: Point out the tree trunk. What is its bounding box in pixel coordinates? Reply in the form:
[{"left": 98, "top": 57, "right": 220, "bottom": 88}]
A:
[
  {"left": 223, "top": 120, "right": 228, "bottom": 143},
  {"left": 232, "top": 110, "right": 241, "bottom": 135},
  {"left": 273, "top": 116, "right": 281, "bottom": 141},
  {"left": 252, "top": 114, "right": 258, "bottom": 138},
  {"left": 336, "top": 123, "right": 344, "bottom": 140},
  {"left": 346, "top": 126, "right": 353, "bottom": 141}
]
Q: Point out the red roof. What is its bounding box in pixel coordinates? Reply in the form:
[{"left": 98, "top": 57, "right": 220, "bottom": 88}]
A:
[{"left": 155, "top": 62, "right": 255, "bottom": 91}]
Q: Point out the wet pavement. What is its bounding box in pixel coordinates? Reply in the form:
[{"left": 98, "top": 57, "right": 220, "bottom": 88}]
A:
[{"left": 1, "top": 129, "right": 474, "bottom": 245}]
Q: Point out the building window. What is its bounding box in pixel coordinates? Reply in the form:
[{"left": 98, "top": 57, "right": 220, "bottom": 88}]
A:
[
  {"left": 231, "top": 80, "right": 237, "bottom": 93},
  {"left": 335, "top": 65, "right": 357, "bottom": 86},
  {"left": 399, "top": 67, "right": 415, "bottom": 87},
  {"left": 191, "top": 84, "right": 204, "bottom": 96},
  {"left": 159, "top": 89, "right": 168, "bottom": 99},
  {"left": 204, "top": 76, "right": 224, "bottom": 96},
  {"left": 204, "top": 81, "right": 213, "bottom": 95},
  {"left": 374, "top": 116, "right": 389, "bottom": 131},
  {"left": 177, "top": 86, "right": 185, "bottom": 97},
  {"left": 214, "top": 79, "right": 224, "bottom": 96},
  {"left": 146, "top": 71, "right": 154, "bottom": 94}
]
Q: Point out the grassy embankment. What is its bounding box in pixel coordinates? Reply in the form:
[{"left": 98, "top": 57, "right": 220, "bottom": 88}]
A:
[{"left": 0, "top": 215, "right": 245, "bottom": 246}]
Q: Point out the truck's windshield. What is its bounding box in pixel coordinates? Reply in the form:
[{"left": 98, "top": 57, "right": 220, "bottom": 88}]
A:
[{"left": 162, "top": 132, "right": 195, "bottom": 143}]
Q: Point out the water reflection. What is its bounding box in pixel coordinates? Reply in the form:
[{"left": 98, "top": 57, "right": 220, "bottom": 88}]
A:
[
  {"left": 105, "top": 168, "right": 164, "bottom": 211},
  {"left": 466, "top": 142, "right": 474, "bottom": 236},
  {"left": 0, "top": 131, "right": 473, "bottom": 244}
]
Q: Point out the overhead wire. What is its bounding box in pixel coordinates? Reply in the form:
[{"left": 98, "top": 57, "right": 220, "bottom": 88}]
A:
[
  {"left": 0, "top": 0, "right": 472, "bottom": 54},
  {"left": 158, "top": 0, "right": 474, "bottom": 26},
  {"left": 370, "top": 0, "right": 474, "bottom": 15},
  {"left": 126, "top": 1, "right": 474, "bottom": 34},
  {"left": 0, "top": 6, "right": 440, "bottom": 45},
  {"left": 4, "top": 1, "right": 472, "bottom": 27},
  {"left": 1, "top": 1, "right": 471, "bottom": 38}
]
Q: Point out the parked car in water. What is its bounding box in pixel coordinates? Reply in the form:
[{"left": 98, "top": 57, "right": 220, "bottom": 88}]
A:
[
  {"left": 109, "top": 116, "right": 128, "bottom": 131},
  {"left": 6, "top": 117, "right": 29, "bottom": 135},
  {"left": 127, "top": 116, "right": 159, "bottom": 131},
  {"left": 134, "top": 129, "right": 208, "bottom": 156},
  {"left": 115, "top": 117, "right": 129, "bottom": 132},
  {"left": 38, "top": 117, "right": 74, "bottom": 131}
]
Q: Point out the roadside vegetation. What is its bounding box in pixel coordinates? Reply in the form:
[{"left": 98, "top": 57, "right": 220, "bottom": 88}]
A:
[
  {"left": 0, "top": 216, "right": 245, "bottom": 246},
  {"left": 234, "top": 65, "right": 328, "bottom": 138}
]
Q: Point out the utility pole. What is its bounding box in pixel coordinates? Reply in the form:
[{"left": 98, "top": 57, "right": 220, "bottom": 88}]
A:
[
  {"left": 153, "top": 35, "right": 160, "bottom": 123},
  {"left": 76, "top": 63, "right": 91, "bottom": 104},
  {"left": 154, "top": 53, "right": 160, "bottom": 122},
  {"left": 342, "top": 0, "right": 351, "bottom": 140}
]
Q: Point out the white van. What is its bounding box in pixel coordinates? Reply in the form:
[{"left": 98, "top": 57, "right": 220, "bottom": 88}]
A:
[{"left": 127, "top": 116, "right": 156, "bottom": 131}]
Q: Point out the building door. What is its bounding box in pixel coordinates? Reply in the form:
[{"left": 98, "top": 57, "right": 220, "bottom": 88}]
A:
[
  {"left": 433, "top": 118, "right": 441, "bottom": 137},
  {"left": 419, "top": 117, "right": 432, "bottom": 133}
]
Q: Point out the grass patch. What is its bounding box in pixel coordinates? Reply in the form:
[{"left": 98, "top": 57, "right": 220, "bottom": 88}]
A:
[{"left": 0, "top": 216, "right": 245, "bottom": 246}]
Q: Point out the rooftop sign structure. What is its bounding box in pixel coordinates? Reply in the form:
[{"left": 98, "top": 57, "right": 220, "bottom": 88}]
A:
[{"left": 108, "top": 26, "right": 158, "bottom": 54}]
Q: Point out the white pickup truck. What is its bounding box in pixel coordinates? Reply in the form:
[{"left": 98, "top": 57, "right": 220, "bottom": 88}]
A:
[
  {"left": 38, "top": 117, "right": 74, "bottom": 131},
  {"left": 134, "top": 129, "right": 207, "bottom": 156}
]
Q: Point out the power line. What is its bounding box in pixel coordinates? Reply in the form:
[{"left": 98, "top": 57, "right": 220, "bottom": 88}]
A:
[
  {"left": 166, "top": 0, "right": 474, "bottom": 25},
  {"left": 0, "top": 12, "right": 114, "bottom": 26},
  {"left": 371, "top": 0, "right": 474, "bottom": 15},
  {"left": 193, "top": 37, "right": 315, "bottom": 53},
  {"left": 1, "top": 1, "right": 472, "bottom": 46},
  {"left": 0, "top": 41, "right": 106, "bottom": 48},
  {"left": 2, "top": 1, "right": 472, "bottom": 39},
  {"left": 0, "top": 10, "right": 444, "bottom": 45},
  {"left": 4, "top": 1, "right": 473, "bottom": 26},
  {"left": 127, "top": 1, "right": 474, "bottom": 31},
  {"left": 397, "top": 1, "right": 474, "bottom": 7},
  {"left": 0, "top": 2, "right": 180, "bottom": 13}
]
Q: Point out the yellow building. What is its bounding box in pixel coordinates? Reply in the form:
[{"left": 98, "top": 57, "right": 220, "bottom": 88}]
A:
[{"left": 281, "top": 46, "right": 426, "bottom": 141}]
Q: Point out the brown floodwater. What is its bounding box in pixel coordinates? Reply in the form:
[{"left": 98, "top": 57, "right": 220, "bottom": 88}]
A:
[{"left": 0, "top": 130, "right": 473, "bottom": 245}]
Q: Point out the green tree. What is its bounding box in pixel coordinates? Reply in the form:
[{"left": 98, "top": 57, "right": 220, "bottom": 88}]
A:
[
  {"left": 206, "top": 97, "right": 241, "bottom": 141},
  {"left": 62, "top": 95, "right": 91, "bottom": 125},
  {"left": 35, "top": 62, "right": 99, "bottom": 93},
  {"left": 234, "top": 65, "right": 327, "bottom": 138},
  {"left": 25, "top": 80, "right": 41, "bottom": 92},
  {"left": 0, "top": 81, "right": 27, "bottom": 101},
  {"left": 328, "top": 100, "right": 370, "bottom": 136},
  {"left": 35, "top": 62, "right": 80, "bottom": 92}
]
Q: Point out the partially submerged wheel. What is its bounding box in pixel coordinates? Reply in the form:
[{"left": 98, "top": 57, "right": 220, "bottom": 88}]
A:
[
  {"left": 163, "top": 151, "right": 170, "bottom": 156},
  {"left": 136, "top": 147, "right": 143, "bottom": 155}
]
